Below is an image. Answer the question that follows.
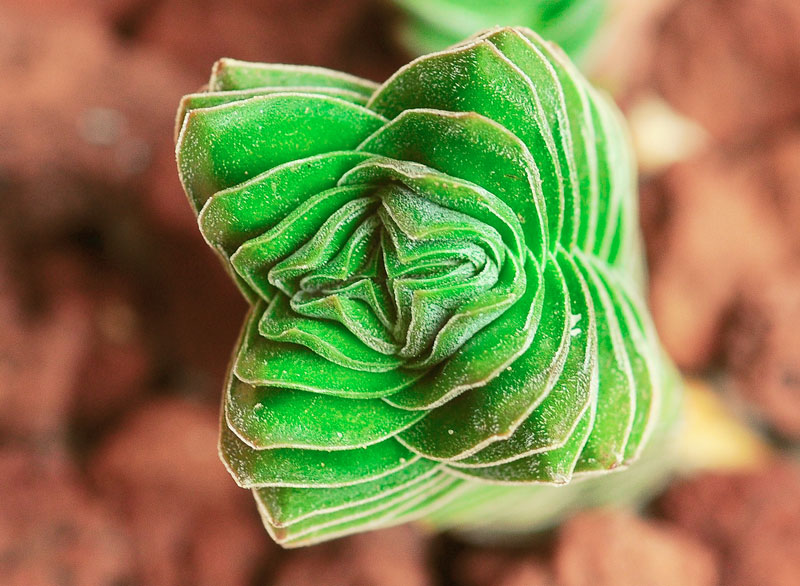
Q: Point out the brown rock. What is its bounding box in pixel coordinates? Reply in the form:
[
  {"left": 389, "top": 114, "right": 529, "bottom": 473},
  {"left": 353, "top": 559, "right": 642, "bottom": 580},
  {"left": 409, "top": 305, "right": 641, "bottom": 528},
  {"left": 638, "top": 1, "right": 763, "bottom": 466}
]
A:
[
  {"left": 149, "top": 230, "right": 249, "bottom": 389},
  {"left": 138, "top": 0, "right": 373, "bottom": 79},
  {"left": 1, "top": 0, "right": 147, "bottom": 27},
  {"left": 273, "top": 525, "right": 432, "bottom": 586},
  {"left": 0, "top": 262, "right": 91, "bottom": 446},
  {"left": 553, "top": 509, "right": 718, "bottom": 586},
  {"left": 499, "top": 562, "right": 554, "bottom": 586},
  {"left": 90, "top": 398, "right": 269, "bottom": 586},
  {"left": 0, "top": 4, "right": 199, "bottom": 242},
  {"left": 4, "top": 251, "right": 153, "bottom": 433},
  {"left": 762, "top": 132, "right": 800, "bottom": 257},
  {"left": 725, "top": 271, "right": 800, "bottom": 439},
  {"left": 453, "top": 549, "right": 555, "bottom": 586},
  {"left": 452, "top": 549, "right": 515, "bottom": 586},
  {"left": 651, "top": 0, "right": 800, "bottom": 142},
  {"left": 141, "top": 141, "right": 200, "bottom": 234},
  {"left": 0, "top": 448, "right": 135, "bottom": 586},
  {"left": 48, "top": 254, "right": 153, "bottom": 428},
  {"left": 645, "top": 143, "right": 795, "bottom": 370},
  {"left": 73, "top": 289, "right": 150, "bottom": 426},
  {"left": 659, "top": 461, "right": 800, "bottom": 586}
]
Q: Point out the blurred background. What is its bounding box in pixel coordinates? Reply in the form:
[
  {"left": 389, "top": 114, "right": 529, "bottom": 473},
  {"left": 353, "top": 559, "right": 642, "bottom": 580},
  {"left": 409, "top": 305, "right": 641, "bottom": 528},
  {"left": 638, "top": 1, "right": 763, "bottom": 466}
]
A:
[{"left": 1, "top": 0, "right": 799, "bottom": 584}]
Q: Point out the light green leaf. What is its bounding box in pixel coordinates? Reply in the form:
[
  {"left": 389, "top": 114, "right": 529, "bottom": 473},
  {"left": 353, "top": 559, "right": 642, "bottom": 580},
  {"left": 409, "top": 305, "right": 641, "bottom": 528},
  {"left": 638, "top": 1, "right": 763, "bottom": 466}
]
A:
[
  {"left": 176, "top": 94, "right": 386, "bottom": 212},
  {"left": 209, "top": 59, "right": 379, "bottom": 96}
]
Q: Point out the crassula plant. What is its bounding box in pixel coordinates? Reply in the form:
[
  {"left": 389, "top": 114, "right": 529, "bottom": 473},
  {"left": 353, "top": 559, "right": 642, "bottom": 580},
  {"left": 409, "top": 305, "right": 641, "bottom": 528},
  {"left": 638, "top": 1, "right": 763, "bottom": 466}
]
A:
[
  {"left": 392, "top": 0, "right": 605, "bottom": 60},
  {"left": 175, "top": 26, "right": 679, "bottom": 547}
]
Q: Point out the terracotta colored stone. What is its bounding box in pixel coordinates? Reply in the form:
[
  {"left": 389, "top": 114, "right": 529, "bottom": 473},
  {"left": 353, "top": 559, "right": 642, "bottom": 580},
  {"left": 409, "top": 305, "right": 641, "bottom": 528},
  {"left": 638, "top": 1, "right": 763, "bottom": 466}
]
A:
[
  {"left": 554, "top": 509, "right": 718, "bottom": 586},
  {"left": 48, "top": 255, "right": 153, "bottom": 427},
  {"left": 1, "top": 0, "right": 147, "bottom": 26},
  {"left": 454, "top": 549, "right": 555, "bottom": 586},
  {"left": 651, "top": 0, "right": 800, "bottom": 142},
  {"left": 0, "top": 448, "right": 135, "bottom": 586},
  {"left": 73, "top": 291, "right": 150, "bottom": 425},
  {"left": 273, "top": 526, "right": 432, "bottom": 586},
  {"left": 0, "top": 4, "right": 198, "bottom": 242},
  {"left": 659, "top": 461, "right": 800, "bottom": 586},
  {"left": 452, "top": 549, "right": 514, "bottom": 586},
  {"left": 0, "top": 264, "right": 91, "bottom": 446},
  {"left": 90, "top": 398, "right": 270, "bottom": 586},
  {"left": 138, "top": 0, "right": 374, "bottom": 78},
  {"left": 2, "top": 251, "right": 153, "bottom": 433},
  {"left": 149, "top": 230, "right": 248, "bottom": 390},
  {"left": 758, "top": 133, "right": 800, "bottom": 268},
  {"left": 725, "top": 272, "right": 800, "bottom": 439},
  {"left": 646, "top": 144, "right": 795, "bottom": 370},
  {"left": 499, "top": 561, "right": 555, "bottom": 586}
]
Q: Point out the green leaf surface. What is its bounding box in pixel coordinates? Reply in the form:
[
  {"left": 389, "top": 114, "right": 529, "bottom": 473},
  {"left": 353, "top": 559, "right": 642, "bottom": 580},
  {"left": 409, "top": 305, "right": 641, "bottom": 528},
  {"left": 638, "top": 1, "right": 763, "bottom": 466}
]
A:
[
  {"left": 263, "top": 471, "right": 451, "bottom": 543},
  {"left": 209, "top": 59, "right": 379, "bottom": 96},
  {"left": 255, "top": 459, "right": 441, "bottom": 527},
  {"left": 225, "top": 375, "right": 424, "bottom": 451},
  {"left": 451, "top": 250, "right": 597, "bottom": 473},
  {"left": 369, "top": 40, "right": 563, "bottom": 248},
  {"left": 385, "top": 255, "right": 543, "bottom": 411},
  {"left": 234, "top": 303, "right": 423, "bottom": 398},
  {"left": 358, "top": 109, "right": 547, "bottom": 260},
  {"left": 392, "top": 0, "right": 606, "bottom": 62},
  {"left": 220, "top": 422, "right": 418, "bottom": 489},
  {"left": 177, "top": 94, "right": 386, "bottom": 212},
  {"left": 397, "top": 257, "right": 569, "bottom": 460}
]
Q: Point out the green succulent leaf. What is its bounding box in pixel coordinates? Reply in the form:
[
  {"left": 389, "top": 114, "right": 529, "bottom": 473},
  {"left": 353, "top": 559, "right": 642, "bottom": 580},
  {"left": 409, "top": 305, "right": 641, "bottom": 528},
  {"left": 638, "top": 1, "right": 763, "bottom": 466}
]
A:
[
  {"left": 175, "top": 27, "right": 679, "bottom": 547},
  {"left": 209, "top": 58, "right": 379, "bottom": 96},
  {"left": 392, "top": 0, "right": 606, "bottom": 62},
  {"left": 177, "top": 94, "right": 386, "bottom": 213}
]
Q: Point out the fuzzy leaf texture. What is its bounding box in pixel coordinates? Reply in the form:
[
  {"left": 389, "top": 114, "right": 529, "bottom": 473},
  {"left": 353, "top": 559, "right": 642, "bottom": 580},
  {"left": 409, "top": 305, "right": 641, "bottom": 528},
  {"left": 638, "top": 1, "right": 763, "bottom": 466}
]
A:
[
  {"left": 392, "top": 0, "right": 606, "bottom": 61},
  {"left": 175, "top": 27, "right": 679, "bottom": 548}
]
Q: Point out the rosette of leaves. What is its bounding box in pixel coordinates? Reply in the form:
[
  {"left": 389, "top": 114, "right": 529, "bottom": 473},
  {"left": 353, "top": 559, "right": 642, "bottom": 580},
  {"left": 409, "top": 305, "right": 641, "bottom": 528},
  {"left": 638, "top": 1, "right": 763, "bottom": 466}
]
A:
[
  {"left": 175, "top": 26, "right": 678, "bottom": 547},
  {"left": 392, "top": 0, "right": 606, "bottom": 61}
]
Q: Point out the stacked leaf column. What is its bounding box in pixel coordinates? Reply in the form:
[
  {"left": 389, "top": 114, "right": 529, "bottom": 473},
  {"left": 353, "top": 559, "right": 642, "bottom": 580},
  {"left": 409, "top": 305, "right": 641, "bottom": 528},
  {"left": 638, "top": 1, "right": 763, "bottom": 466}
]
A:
[{"left": 176, "top": 27, "right": 678, "bottom": 547}]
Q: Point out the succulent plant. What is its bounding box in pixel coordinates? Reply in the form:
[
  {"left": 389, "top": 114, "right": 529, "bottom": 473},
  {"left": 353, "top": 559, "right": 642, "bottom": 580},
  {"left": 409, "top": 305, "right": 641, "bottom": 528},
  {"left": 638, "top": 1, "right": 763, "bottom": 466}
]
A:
[
  {"left": 392, "top": 0, "right": 606, "bottom": 61},
  {"left": 175, "top": 26, "right": 679, "bottom": 547}
]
